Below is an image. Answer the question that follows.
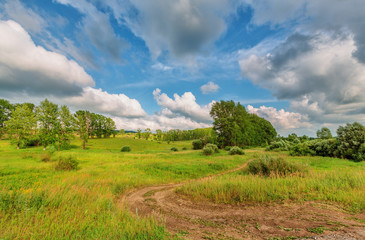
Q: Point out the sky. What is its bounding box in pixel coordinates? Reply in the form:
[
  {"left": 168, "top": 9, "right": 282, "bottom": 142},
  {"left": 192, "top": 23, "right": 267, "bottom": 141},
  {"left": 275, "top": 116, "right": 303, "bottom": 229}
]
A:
[{"left": 0, "top": 0, "right": 365, "bottom": 136}]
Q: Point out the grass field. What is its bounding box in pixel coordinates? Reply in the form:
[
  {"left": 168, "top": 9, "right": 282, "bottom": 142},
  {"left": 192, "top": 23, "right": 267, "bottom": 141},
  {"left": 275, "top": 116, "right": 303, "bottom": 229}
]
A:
[
  {"left": 1, "top": 137, "right": 365, "bottom": 239},
  {"left": 0, "top": 136, "right": 250, "bottom": 239}
]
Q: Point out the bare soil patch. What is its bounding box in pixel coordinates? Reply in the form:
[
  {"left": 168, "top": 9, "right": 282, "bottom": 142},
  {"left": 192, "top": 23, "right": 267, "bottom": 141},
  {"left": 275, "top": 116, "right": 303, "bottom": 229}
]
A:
[{"left": 123, "top": 163, "right": 365, "bottom": 240}]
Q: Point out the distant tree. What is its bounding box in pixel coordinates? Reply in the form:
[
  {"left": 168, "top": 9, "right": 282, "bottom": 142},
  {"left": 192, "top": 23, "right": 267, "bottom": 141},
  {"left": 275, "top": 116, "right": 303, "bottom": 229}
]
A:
[
  {"left": 37, "top": 99, "right": 59, "bottom": 150},
  {"left": 317, "top": 127, "right": 332, "bottom": 139},
  {"left": 56, "top": 105, "right": 74, "bottom": 150},
  {"left": 5, "top": 105, "right": 36, "bottom": 149},
  {"left": 143, "top": 128, "right": 151, "bottom": 140},
  {"left": 155, "top": 129, "right": 163, "bottom": 141},
  {"left": 75, "top": 110, "right": 91, "bottom": 150},
  {"left": 136, "top": 128, "right": 142, "bottom": 139},
  {"left": 120, "top": 129, "right": 125, "bottom": 135},
  {"left": 104, "top": 117, "right": 116, "bottom": 138}
]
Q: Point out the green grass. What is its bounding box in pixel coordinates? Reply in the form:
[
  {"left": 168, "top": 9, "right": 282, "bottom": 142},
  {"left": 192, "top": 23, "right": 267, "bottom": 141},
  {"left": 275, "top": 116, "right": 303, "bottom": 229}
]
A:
[
  {"left": 177, "top": 153, "right": 365, "bottom": 212},
  {"left": 0, "top": 136, "right": 250, "bottom": 239}
]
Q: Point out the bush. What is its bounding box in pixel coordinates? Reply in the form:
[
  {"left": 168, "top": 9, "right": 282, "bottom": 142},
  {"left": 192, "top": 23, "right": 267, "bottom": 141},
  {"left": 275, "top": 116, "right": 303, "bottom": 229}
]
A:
[
  {"left": 55, "top": 155, "right": 79, "bottom": 171},
  {"left": 229, "top": 146, "right": 245, "bottom": 155},
  {"left": 121, "top": 146, "right": 131, "bottom": 152},
  {"left": 40, "top": 153, "right": 52, "bottom": 162},
  {"left": 46, "top": 145, "right": 57, "bottom": 155},
  {"left": 192, "top": 139, "right": 204, "bottom": 150},
  {"left": 247, "top": 155, "right": 307, "bottom": 177},
  {"left": 224, "top": 146, "right": 231, "bottom": 151},
  {"left": 266, "top": 139, "right": 293, "bottom": 151},
  {"left": 170, "top": 147, "right": 178, "bottom": 152},
  {"left": 202, "top": 146, "right": 214, "bottom": 156},
  {"left": 182, "top": 147, "right": 187, "bottom": 150},
  {"left": 205, "top": 144, "right": 219, "bottom": 153}
]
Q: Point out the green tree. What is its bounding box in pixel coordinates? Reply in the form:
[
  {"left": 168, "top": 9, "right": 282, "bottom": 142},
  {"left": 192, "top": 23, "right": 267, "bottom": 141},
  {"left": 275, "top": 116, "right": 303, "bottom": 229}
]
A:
[
  {"left": 143, "top": 128, "right": 151, "bottom": 140},
  {"left": 316, "top": 127, "right": 332, "bottom": 139},
  {"left": 75, "top": 110, "right": 91, "bottom": 150},
  {"left": 37, "top": 99, "right": 59, "bottom": 150},
  {"left": 5, "top": 105, "right": 36, "bottom": 149},
  {"left": 155, "top": 129, "right": 163, "bottom": 141},
  {"left": 136, "top": 128, "right": 142, "bottom": 139},
  {"left": 0, "top": 99, "right": 14, "bottom": 138},
  {"left": 337, "top": 122, "right": 365, "bottom": 161},
  {"left": 56, "top": 105, "right": 74, "bottom": 150}
]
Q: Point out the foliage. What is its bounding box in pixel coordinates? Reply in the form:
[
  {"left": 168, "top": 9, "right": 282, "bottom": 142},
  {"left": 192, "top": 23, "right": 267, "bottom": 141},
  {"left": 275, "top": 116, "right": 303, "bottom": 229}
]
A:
[
  {"left": 317, "top": 127, "right": 332, "bottom": 139},
  {"left": 55, "top": 155, "right": 79, "bottom": 171},
  {"left": 5, "top": 105, "right": 36, "bottom": 149},
  {"left": 192, "top": 139, "right": 204, "bottom": 150},
  {"left": 170, "top": 147, "right": 178, "bottom": 152},
  {"left": 0, "top": 99, "right": 14, "bottom": 138},
  {"left": 337, "top": 122, "right": 365, "bottom": 161},
  {"left": 202, "top": 144, "right": 219, "bottom": 156},
  {"left": 205, "top": 144, "right": 219, "bottom": 153},
  {"left": 74, "top": 110, "right": 91, "bottom": 150},
  {"left": 37, "top": 99, "right": 59, "bottom": 149},
  {"left": 210, "top": 100, "right": 276, "bottom": 148},
  {"left": 121, "top": 145, "right": 131, "bottom": 152},
  {"left": 40, "top": 153, "right": 52, "bottom": 162},
  {"left": 247, "top": 155, "right": 307, "bottom": 177},
  {"left": 229, "top": 146, "right": 245, "bottom": 155},
  {"left": 143, "top": 128, "right": 151, "bottom": 140}
]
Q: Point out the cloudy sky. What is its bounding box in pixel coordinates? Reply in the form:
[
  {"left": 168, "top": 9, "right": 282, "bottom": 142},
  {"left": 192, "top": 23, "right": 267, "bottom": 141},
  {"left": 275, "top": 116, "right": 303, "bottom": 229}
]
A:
[{"left": 1, "top": 0, "right": 364, "bottom": 136}]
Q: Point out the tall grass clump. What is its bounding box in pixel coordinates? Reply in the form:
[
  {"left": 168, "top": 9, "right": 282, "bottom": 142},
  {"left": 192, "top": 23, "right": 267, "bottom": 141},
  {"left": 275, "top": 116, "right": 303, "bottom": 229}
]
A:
[
  {"left": 229, "top": 146, "right": 245, "bottom": 155},
  {"left": 121, "top": 145, "right": 131, "bottom": 152},
  {"left": 55, "top": 155, "right": 79, "bottom": 171},
  {"left": 248, "top": 155, "right": 307, "bottom": 177}
]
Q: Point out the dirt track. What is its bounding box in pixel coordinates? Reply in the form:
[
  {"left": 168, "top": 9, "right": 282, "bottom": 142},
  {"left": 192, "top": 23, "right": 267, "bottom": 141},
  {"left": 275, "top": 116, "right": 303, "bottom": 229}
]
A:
[{"left": 122, "top": 162, "right": 365, "bottom": 240}]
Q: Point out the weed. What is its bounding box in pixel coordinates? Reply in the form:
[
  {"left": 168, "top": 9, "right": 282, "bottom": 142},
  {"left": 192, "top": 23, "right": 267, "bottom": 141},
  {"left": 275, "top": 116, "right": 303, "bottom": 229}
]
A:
[{"left": 307, "top": 227, "right": 325, "bottom": 234}]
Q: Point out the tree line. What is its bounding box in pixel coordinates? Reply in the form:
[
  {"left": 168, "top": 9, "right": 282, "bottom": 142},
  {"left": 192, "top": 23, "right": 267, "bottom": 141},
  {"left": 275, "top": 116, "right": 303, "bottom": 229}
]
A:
[{"left": 0, "top": 99, "right": 116, "bottom": 150}]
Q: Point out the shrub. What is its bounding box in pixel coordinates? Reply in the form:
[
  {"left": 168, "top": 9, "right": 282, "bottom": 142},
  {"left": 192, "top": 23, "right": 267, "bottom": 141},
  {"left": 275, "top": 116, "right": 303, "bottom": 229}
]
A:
[
  {"left": 55, "top": 155, "right": 79, "bottom": 171},
  {"left": 182, "top": 147, "right": 187, "bottom": 150},
  {"left": 40, "top": 153, "right": 52, "bottom": 162},
  {"left": 266, "top": 139, "right": 293, "bottom": 151},
  {"left": 224, "top": 146, "right": 231, "bottom": 151},
  {"left": 192, "top": 139, "right": 204, "bottom": 150},
  {"left": 170, "top": 147, "right": 178, "bottom": 152},
  {"left": 46, "top": 145, "right": 57, "bottom": 155},
  {"left": 229, "top": 146, "right": 245, "bottom": 155},
  {"left": 202, "top": 146, "right": 214, "bottom": 156},
  {"left": 205, "top": 144, "right": 219, "bottom": 153},
  {"left": 247, "top": 155, "right": 307, "bottom": 177},
  {"left": 121, "top": 146, "right": 131, "bottom": 152}
]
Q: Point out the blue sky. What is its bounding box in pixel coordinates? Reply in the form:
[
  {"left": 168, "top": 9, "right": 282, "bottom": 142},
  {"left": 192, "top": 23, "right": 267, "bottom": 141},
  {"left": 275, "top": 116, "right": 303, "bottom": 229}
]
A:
[{"left": 1, "top": 0, "right": 365, "bottom": 136}]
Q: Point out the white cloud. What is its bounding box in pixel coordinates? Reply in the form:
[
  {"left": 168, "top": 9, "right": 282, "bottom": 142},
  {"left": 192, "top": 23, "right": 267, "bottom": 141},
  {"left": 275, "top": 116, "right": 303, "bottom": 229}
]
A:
[
  {"left": 0, "top": 20, "right": 94, "bottom": 96},
  {"left": 151, "top": 62, "right": 173, "bottom": 71},
  {"left": 65, "top": 87, "right": 146, "bottom": 118},
  {"left": 240, "top": 33, "right": 365, "bottom": 123},
  {"left": 153, "top": 88, "right": 214, "bottom": 122},
  {"left": 200, "top": 81, "right": 219, "bottom": 94},
  {"left": 247, "top": 105, "right": 311, "bottom": 130}
]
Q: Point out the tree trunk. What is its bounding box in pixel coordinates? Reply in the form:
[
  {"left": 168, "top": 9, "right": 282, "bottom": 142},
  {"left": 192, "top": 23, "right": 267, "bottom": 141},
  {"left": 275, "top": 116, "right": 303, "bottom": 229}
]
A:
[
  {"left": 83, "top": 140, "right": 85, "bottom": 150},
  {"left": 17, "top": 143, "right": 19, "bottom": 150}
]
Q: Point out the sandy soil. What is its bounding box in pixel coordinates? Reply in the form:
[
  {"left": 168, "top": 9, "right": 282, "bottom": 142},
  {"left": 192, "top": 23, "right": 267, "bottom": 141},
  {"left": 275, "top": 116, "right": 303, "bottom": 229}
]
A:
[{"left": 122, "top": 163, "right": 365, "bottom": 240}]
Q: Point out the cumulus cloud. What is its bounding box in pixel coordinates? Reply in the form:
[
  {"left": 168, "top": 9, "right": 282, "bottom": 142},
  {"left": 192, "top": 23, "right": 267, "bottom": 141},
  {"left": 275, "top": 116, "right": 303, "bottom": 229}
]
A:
[
  {"left": 240, "top": 32, "right": 365, "bottom": 123},
  {"left": 200, "top": 81, "right": 219, "bottom": 94},
  {"left": 65, "top": 87, "right": 146, "bottom": 118},
  {"left": 247, "top": 105, "right": 311, "bottom": 130},
  {"left": 103, "top": 0, "right": 238, "bottom": 60},
  {"left": 0, "top": 20, "right": 94, "bottom": 97},
  {"left": 153, "top": 88, "right": 214, "bottom": 122}
]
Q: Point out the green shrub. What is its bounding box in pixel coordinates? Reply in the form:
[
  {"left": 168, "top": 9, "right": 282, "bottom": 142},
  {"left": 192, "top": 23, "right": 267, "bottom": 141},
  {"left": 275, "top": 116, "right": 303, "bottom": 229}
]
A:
[
  {"left": 202, "top": 146, "right": 214, "bottom": 156},
  {"left": 46, "top": 145, "right": 57, "bottom": 155},
  {"left": 182, "top": 147, "right": 187, "bottom": 150},
  {"left": 121, "top": 146, "right": 131, "bottom": 152},
  {"left": 229, "top": 146, "right": 245, "bottom": 155},
  {"left": 192, "top": 139, "right": 204, "bottom": 150},
  {"left": 266, "top": 139, "right": 293, "bottom": 151},
  {"left": 40, "top": 153, "right": 52, "bottom": 162},
  {"left": 224, "top": 146, "right": 231, "bottom": 151},
  {"left": 170, "top": 147, "right": 178, "bottom": 152},
  {"left": 205, "top": 144, "right": 219, "bottom": 153},
  {"left": 247, "top": 155, "right": 307, "bottom": 177},
  {"left": 55, "top": 155, "right": 79, "bottom": 171}
]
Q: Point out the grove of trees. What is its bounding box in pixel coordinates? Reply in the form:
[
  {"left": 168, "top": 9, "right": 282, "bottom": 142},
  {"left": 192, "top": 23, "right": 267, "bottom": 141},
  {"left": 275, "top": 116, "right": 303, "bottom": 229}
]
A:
[{"left": 0, "top": 99, "right": 116, "bottom": 150}]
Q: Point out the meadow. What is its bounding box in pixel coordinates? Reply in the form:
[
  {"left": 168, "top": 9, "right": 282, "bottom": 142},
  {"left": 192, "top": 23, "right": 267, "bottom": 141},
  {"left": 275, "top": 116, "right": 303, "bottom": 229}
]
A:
[{"left": 0, "top": 136, "right": 365, "bottom": 239}]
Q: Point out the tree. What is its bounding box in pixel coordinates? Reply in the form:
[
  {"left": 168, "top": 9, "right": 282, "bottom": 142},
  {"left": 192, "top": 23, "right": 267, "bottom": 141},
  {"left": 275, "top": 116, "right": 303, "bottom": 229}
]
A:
[
  {"left": 56, "top": 105, "right": 74, "bottom": 150},
  {"left": 210, "top": 100, "right": 276, "bottom": 147},
  {"left": 337, "top": 122, "right": 365, "bottom": 161},
  {"left": 155, "top": 129, "right": 163, "bottom": 141},
  {"left": 74, "top": 110, "right": 91, "bottom": 150},
  {"left": 317, "top": 127, "right": 332, "bottom": 139},
  {"left": 5, "top": 105, "right": 36, "bottom": 149},
  {"left": 136, "top": 128, "right": 142, "bottom": 139},
  {"left": 37, "top": 99, "right": 59, "bottom": 150},
  {"left": 0, "top": 99, "right": 14, "bottom": 138},
  {"left": 143, "top": 128, "right": 151, "bottom": 140}
]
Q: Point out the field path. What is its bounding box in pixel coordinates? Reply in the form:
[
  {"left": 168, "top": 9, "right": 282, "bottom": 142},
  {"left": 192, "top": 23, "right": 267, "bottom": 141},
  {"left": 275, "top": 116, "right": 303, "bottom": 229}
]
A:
[{"left": 122, "top": 161, "right": 365, "bottom": 240}]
